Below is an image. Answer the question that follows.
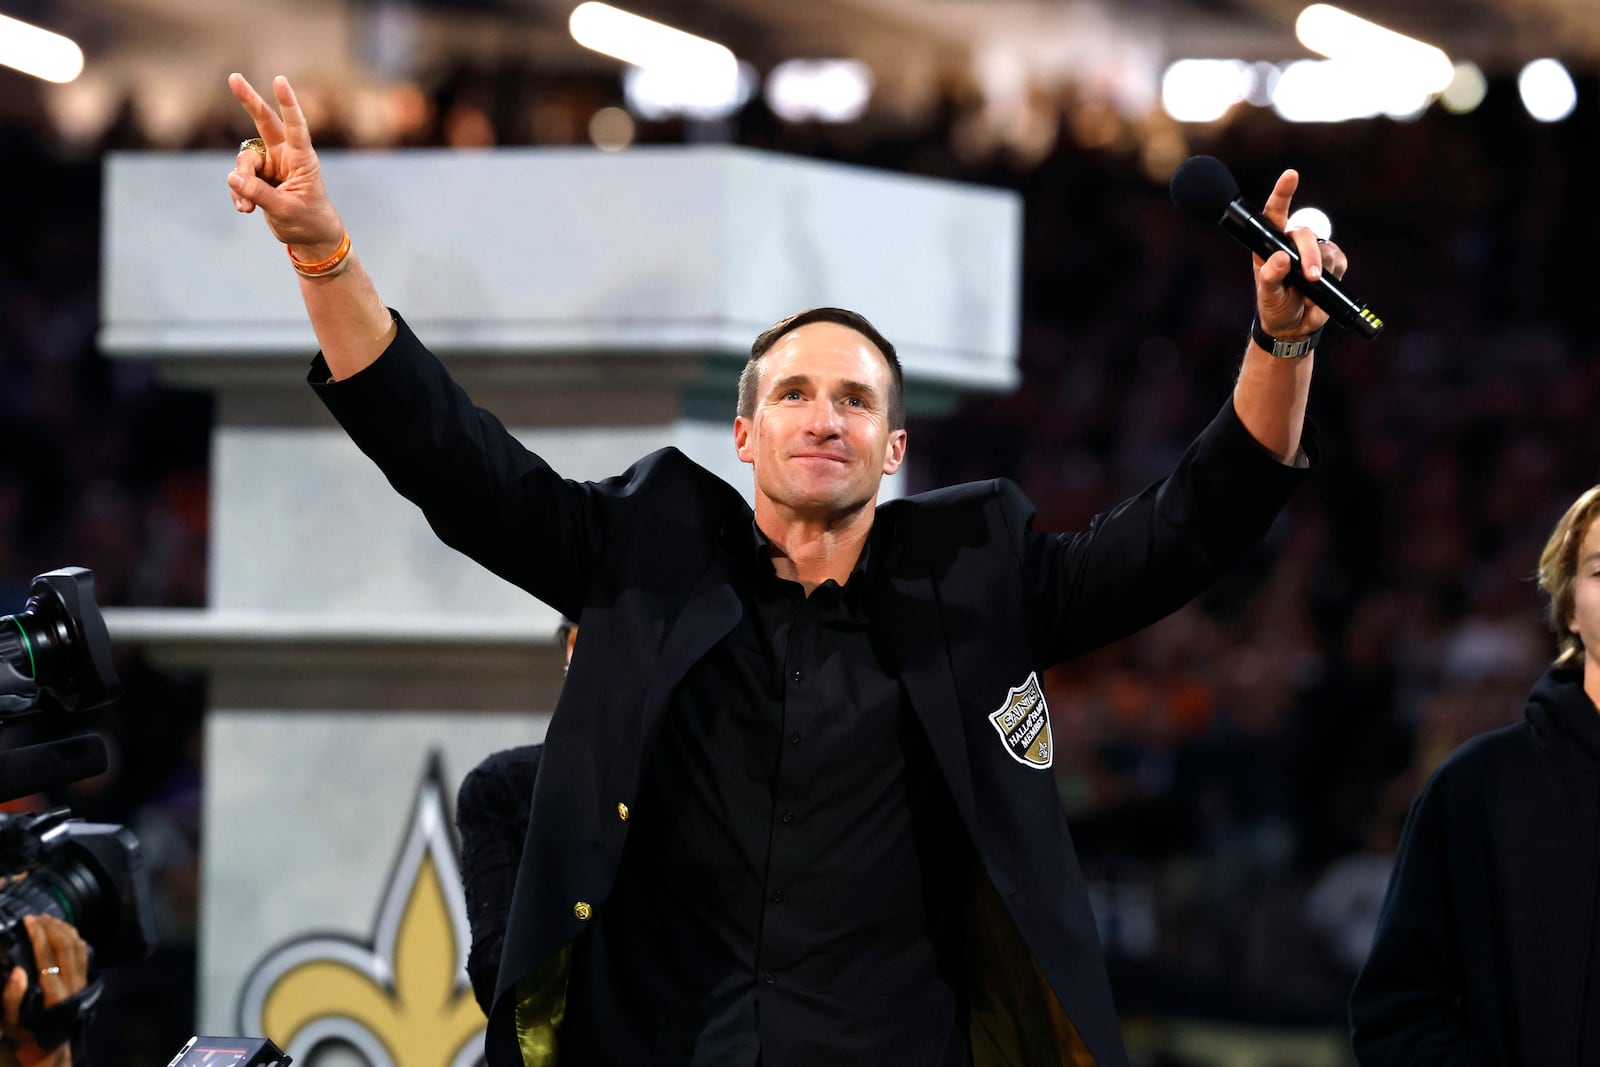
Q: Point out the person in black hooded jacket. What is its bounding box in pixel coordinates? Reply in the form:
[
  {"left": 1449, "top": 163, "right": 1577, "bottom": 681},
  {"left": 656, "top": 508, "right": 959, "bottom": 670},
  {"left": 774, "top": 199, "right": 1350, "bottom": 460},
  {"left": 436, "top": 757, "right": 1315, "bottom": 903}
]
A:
[
  {"left": 1351, "top": 484, "right": 1600, "bottom": 1066},
  {"left": 458, "top": 621, "right": 574, "bottom": 1015}
]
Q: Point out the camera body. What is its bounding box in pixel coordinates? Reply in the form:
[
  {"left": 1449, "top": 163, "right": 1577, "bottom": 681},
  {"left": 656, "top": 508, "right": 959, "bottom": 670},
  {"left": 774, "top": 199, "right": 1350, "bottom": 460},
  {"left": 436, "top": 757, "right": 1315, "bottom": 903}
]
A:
[
  {"left": 0, "top": 810, "right": 157, "bottom": 973},
  {"left": 0, "top": 809, "right": 157, "bottom": 1045},
  {"left": 0, "top": 567, "right": 160, "bottom": 1049}
]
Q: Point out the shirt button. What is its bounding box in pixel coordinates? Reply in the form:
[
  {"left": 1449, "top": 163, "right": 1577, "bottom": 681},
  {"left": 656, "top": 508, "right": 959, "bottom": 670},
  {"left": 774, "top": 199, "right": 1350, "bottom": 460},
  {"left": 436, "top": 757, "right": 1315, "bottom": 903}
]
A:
[
  {"left": 791, "top": 670, "right": 802, "bottom": 683},
  {"left": 617, "top": 802, "right": 629, "bottom": 822},
  {"left": 573, "top": 901, "right": 592, "bottom": 921},
  {"left": 764, "top": 972, "right": 776, "bottom": 985},
  {"left": 780, "top": 810, "right": 794, "bottom": 824},
  {"left": 787, "top": 731, "right": 801, "bottom": 745},
  {"left": 772, "top": 889, "right": 785, "bottom": 903}
]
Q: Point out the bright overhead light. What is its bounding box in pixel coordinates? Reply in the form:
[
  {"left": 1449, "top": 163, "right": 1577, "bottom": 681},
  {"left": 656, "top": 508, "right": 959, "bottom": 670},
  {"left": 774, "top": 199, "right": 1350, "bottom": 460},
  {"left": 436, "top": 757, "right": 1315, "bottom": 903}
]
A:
[
  {"left": 1273, "top": 60, "right": 1368, "bottom": 122},
  {"left": 623, "top": 60, "right": 754, "bottom": 121},
  {"left": 1439, "top": 62, "right": 1488, "bottom": 114},
  {"left": 1271, "top": 58, "right": 1430, "bottom": 122},
  {"left": 1295, "top": 4, "right": 1454, "bottom": 94},
  {"left": 1160, "top": 59, "right": 1252, "bottom": 123},
  {"left": 1286, "top": 207, "right": 1332, "bottom": 240},
  {"left": 766, "top": 60, "right": 874, "bottom": 124},
  {"left": 0, "top": 13, "right": 84, "bottom": 84},
  {"left": 1245, "top": 62, "right": 1281, "bottom": 107},
  {"left": 569, "top": 2, "right": 735, "bottom": 78},
  {"left": 1518, "top": 58, "right": 1577, "bottom": 122}
]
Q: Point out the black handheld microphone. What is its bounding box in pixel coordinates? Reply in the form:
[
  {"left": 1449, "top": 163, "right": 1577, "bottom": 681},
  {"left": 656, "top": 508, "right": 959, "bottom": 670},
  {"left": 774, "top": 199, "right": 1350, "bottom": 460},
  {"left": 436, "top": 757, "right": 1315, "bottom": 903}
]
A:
[
  {"left": 0, "top": 736, "right": 109, "bottom": 804},
  {"left": 1170, "top": 155, "right": 1383, "bottom": 340}
]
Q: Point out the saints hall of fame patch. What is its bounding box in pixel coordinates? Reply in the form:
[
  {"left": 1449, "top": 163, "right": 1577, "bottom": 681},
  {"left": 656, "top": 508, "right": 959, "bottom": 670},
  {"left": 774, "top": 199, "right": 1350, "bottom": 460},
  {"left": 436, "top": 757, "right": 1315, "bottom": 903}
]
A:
[{"left": 987, "top": 671, "right": 1053, "bottom": 769}]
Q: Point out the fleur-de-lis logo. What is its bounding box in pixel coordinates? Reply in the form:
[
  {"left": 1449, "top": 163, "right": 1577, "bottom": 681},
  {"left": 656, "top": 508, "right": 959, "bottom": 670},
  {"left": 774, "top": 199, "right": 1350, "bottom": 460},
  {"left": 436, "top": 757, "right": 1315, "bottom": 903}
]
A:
[{"left": 237, "top": 757, "right": 486, "bottom": 1066}]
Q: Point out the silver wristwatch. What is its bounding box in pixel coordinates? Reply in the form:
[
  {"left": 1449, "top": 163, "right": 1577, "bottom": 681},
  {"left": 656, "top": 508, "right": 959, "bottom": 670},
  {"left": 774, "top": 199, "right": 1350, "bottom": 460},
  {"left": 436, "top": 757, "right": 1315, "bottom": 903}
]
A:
[{"left": 1250, "top": 318, "right": 1322, "bottom": 359}]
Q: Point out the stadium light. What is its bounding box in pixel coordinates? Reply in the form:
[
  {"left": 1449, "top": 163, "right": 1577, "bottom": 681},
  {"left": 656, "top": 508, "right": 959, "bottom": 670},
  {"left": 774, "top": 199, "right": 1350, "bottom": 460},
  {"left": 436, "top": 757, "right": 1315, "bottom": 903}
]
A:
[
  {"left": 0, "top": 13, "right": 83, "bottom": 84},
  {"left": 1519, "top": 58, "right": 1577, "bottom": 122},
  {"left": 1295, "top": 4, "right": 1453, "bottom": 94},
  {"left": 569, "top": 3, "right": 735, "bottom": 78}
]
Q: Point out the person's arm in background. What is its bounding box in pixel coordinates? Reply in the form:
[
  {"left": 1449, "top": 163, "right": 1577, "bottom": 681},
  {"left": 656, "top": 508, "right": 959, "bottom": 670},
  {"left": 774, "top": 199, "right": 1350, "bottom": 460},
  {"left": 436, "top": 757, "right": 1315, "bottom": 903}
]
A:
[
  {"left": 226, "top": 73, "right": 394, "bottom": 382},
  {"left": 1231, "top": 168, "right": 1346, "bottom": 464},
  {"left": 457, "top": 746, "right": 543, "bottom": 1015},
  {"left": 0, "top": 915, "right": 90, "bottom": 1067}
]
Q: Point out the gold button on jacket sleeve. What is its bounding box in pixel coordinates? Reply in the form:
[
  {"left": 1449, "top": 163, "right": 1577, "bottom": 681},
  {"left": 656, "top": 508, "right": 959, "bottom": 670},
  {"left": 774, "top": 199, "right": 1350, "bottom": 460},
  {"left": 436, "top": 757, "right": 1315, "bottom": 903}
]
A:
[{"left": 573, "top": 901, "right": 592, "bottom": 921}]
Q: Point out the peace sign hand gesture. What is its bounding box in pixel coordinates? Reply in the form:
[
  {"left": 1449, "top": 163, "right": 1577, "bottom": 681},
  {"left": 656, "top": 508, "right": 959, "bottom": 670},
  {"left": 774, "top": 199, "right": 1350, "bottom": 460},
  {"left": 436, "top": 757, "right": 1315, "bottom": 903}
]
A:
[{"left": 227, "top": 73, "right": 346, "bottom": 261}]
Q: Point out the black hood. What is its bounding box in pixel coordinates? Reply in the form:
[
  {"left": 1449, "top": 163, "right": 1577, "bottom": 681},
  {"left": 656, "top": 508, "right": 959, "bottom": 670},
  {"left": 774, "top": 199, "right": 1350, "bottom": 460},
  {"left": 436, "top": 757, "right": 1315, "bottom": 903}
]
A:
[{"left": 1527, "top": 665, "right": 1600, "bottom": 765}]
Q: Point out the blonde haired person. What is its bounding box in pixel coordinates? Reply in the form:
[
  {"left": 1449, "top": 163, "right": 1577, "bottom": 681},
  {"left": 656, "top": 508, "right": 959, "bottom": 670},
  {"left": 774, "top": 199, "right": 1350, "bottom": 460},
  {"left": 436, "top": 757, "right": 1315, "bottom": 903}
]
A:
[
  {"left": 1351, "top": 486, "right": 1600, "bottom": 1065},
  {"left": 1537, "top": 486, "right": 1600, "bottom": 671}
]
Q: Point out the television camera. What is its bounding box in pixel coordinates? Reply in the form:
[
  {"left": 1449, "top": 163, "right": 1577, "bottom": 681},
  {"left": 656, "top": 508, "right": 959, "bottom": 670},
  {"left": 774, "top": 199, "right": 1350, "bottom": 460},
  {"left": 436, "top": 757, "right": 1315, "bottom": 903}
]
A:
[{"left": 0, "top": 567, "right": 157, "bottom": 1052}]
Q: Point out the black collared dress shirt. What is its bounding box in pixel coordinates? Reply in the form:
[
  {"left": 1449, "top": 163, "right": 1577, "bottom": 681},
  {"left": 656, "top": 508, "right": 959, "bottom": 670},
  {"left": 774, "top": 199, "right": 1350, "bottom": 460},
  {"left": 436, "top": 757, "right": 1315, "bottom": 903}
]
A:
[{"left": 559, "top": 523, "right": 976, "bottom": 1066}]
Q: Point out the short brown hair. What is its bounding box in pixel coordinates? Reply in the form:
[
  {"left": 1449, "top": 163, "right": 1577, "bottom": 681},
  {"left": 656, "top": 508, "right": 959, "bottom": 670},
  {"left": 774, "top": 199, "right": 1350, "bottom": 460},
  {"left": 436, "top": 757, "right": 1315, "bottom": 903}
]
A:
[
  {"left": 737, "top": 308, "right": 905, "bottom": 430},
  {"left": 1537, "top": 485, "right": 1600, "bottom": 668}
]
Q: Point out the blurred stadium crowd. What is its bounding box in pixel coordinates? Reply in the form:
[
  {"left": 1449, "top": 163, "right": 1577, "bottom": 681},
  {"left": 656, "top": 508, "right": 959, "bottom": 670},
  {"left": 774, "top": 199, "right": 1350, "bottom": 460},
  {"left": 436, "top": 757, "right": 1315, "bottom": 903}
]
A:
[{"left": 1, "top": 54, "right": 1596, "bottom": 1064}]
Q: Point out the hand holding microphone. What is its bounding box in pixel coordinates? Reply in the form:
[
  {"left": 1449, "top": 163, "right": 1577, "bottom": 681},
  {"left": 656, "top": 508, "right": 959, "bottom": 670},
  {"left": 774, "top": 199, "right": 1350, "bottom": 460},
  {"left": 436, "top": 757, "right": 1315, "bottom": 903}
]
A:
[{"left": 1170, "top": 155, "right": 1382, "bottom": 347}]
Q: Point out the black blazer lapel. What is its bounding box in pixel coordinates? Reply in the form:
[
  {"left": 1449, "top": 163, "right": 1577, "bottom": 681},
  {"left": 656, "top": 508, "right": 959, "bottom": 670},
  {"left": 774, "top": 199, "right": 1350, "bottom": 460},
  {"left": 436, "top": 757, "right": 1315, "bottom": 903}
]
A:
[
  {"left": 880, "top": 568, "right": 982, "bottom": 840},
  {"left": 637, "top": 554, "right": 743, "bottom": 749}
]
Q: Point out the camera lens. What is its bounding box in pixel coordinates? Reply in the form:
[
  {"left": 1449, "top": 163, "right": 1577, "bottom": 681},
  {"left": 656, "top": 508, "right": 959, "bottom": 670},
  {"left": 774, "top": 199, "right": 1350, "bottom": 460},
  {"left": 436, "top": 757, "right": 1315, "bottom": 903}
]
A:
[
  {"left": 0, "top": 624, "right": 29, "bottom": 680},
  {"left": 0, "top": 825, "right": 155, "bottom": 973},
  {"left": 0, "top": 569, "right": 119, "bottom": 716}
]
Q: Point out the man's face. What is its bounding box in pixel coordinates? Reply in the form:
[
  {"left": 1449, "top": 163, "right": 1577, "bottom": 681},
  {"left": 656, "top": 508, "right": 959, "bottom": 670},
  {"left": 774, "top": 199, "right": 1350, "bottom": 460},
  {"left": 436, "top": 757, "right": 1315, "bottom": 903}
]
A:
[
  {"left": 1571, "top": 516, "right": 1600, "bottom": 673},
  {"left": 734, "top": 322, "right": 906, "bottom": 523}
]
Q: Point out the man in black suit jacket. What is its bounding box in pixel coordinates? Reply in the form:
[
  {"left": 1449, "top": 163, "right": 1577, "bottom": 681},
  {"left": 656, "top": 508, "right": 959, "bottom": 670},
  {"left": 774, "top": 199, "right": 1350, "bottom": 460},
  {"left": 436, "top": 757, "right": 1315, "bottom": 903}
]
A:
[{"left": 227, "top": 73, "right": 1347, "bottom": 1067}]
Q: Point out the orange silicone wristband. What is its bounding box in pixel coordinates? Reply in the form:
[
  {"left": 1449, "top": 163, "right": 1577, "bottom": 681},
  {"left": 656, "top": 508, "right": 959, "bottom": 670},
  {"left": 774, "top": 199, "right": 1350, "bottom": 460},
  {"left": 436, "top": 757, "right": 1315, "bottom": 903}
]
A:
[{"left": 287, "top": 231, "right": 352, "bottom": 277}]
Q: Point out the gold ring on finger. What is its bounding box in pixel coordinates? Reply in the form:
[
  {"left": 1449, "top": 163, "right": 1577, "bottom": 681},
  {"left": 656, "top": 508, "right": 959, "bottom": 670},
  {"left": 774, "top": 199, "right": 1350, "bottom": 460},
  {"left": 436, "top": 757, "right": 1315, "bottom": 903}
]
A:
[{"left": 239, "top": 136, "right": 267, "bottom": 161}]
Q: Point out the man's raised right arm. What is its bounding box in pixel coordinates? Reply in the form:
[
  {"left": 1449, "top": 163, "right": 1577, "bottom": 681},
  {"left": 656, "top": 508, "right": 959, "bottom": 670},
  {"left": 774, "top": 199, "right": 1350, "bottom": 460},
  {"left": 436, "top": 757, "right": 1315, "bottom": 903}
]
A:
[
  {"left": 226, "top": 73, "right": 394, "bottom": 381},
  {"left": 224, "top": 73, "right": 609, "bottom": 615}
]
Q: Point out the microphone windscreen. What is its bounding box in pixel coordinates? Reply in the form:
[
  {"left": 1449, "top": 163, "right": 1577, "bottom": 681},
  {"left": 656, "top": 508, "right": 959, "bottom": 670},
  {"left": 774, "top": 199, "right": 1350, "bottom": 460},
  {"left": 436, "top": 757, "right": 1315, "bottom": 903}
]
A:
[
  {"left": 0, "top": 735, "right": 109, "bottom": 803},
  {"left": 1170, "top": 155, "right": 1241, "bottom": 221}
]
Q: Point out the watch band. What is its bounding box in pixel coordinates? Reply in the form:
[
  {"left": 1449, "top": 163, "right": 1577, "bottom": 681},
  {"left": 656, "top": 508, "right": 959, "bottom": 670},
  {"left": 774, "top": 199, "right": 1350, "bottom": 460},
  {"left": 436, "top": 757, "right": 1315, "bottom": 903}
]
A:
[{"left": 1250, "top": 317, "right": 1322, "bottom": 359}]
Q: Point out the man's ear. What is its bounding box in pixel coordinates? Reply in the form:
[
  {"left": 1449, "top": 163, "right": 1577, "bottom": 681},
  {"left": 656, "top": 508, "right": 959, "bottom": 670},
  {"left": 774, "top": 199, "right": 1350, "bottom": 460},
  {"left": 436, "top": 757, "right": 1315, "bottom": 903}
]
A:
[
  {"left": 881, "top": 429, "right": 908, "bottom": 476},
  {"left": 735, "top": 416, "right": 754, "bottom": 465}
]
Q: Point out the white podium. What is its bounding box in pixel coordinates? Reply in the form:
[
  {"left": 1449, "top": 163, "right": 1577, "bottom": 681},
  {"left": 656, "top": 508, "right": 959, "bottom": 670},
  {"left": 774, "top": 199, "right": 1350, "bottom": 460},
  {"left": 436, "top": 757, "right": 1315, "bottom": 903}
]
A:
[{"left": 100, "top": 145, "right": 1021, "bottom": 1065}]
